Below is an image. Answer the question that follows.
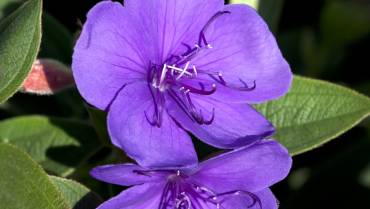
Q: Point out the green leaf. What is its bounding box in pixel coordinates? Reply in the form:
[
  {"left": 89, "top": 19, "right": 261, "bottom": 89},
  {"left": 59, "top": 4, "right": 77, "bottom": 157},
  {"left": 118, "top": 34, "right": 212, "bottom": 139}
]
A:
[
  {"left": 0, "top": 143, "right": 69, "bottom": 209},
  {"left": 0, "top": 0, "right": 21, "bottom": 20},
  {"left": 40, "top": 13, "right": 73, "bottom": 64},
  {"left": 0, "top": 116, "right": 103, "bottom": 176},
  {"left": 230, "top": 0, "right": 259, "bottom": 9},
  {"left": 0, "top": 0, "right": 42, "bottom": 104},
  {"left": 86, "top": 105, "right": 111, "bottom": 147},
  {"left": 255, "top": 76, "right": 370, "bottom": 155},
  {"left": 51, "top": 176, "right": 103, "bottom": 209}
]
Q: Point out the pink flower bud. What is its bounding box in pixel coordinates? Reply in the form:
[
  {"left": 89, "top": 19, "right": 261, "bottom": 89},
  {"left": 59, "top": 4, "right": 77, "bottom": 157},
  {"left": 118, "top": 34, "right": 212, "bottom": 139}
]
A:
[{"left": 21, "top": 59, "right": 74, "bottom": 95}]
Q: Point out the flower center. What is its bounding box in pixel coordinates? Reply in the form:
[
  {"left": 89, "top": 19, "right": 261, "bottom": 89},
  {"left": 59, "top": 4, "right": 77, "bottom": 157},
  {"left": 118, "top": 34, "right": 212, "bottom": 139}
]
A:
[
  {"left": 144, "top": 10, "right": 257, "bottom": 128},
  {"left": 158, "top": 170, "right": 262, "bottom": 209},
  {"left": 134, "top": 169, "right": 262, "bottom": 209}
]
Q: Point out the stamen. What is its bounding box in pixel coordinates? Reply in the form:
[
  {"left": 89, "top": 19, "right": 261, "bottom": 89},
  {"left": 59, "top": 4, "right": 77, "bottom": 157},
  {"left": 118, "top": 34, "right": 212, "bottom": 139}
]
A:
[
  {"left": 175, "top": 62, "right": 190, "bottom": 80},
  {"left": 176, "top": 192, "right": 191, "bottom": 209},
  {"left": 198, "top": 11, "right": 231, "bottom": 47},
  {"left": 193, "top": 184, "right": 218, "bottom": 199},
  {"left": 168, "top": 65, "right": 193, "bottom": 77},
  {"left": 210, "top": 73, "right": 257, "bottom": 92},
  {"left": 180, "top": 82, "right": 217, "bottom": 95},
  {"left": 159, "top": 64, "right": 168, "bottom": 86},
  {"left": 184, "top": 92, "right": 215, "bottom": 125},
  {"left": 215, "top": 190, "right": 262, "bottom": 209},
  {"left": 145, "top": 64, "right": 165, "bottom": 127},
  {"left": 158, "top": 183, "right": 174, "bottom": 209},
  {"left": 191, "top": 183, "right": 262, "bottom": 209},
  {"left": 192, "top": 65, "right": 198, "bottom": 77}
]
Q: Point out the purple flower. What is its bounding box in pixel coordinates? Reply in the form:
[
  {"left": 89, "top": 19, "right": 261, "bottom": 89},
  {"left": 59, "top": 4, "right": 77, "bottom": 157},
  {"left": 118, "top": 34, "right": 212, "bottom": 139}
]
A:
[
  {"left": 72, "top": 0, "right": 292, "bottom": 167},
  {"left": 91, "top": 140, "right": 292, "bottom": 209}
]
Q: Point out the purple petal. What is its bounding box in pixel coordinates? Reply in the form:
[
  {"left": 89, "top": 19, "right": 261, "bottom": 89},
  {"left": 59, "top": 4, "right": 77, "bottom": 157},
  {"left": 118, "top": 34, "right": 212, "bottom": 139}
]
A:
[
  {"left": 108, "top": 82, "right": 198, "bottom": 168},
  {"left": 90, "top": 164, "right": 167, "bottom": 186},
  {"left": 167, "top": 95, "right": 274, "bottom": 148},
  {"left": 124, "top": 0, "right": 223, "bottom": 63},
  {"left": 72, "top": 1, "right": 147, "bottom": 110},
  {"left": 221, "top": 189, "right": 278, "bottom": 209},
  {"left": 190, "top": 140, "right": 292, "bottom": 192},
  {"left": 96, "top": 183, "right": 164, "bottom": 209},
  {"left": 192, "top": 4, "right": 292, "bottom": 103},
  {"left": 254, "top": 189, "right": 279, "bottom": 209}
]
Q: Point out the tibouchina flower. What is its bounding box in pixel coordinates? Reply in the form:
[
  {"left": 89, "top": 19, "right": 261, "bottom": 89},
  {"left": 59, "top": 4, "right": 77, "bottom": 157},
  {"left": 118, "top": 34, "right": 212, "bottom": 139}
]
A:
[
  {"left": 73, "top": 0, "right": 292, "bottom": 167},
  {"left": 91, "top": 140, "right": 292, "bottom": 209}
]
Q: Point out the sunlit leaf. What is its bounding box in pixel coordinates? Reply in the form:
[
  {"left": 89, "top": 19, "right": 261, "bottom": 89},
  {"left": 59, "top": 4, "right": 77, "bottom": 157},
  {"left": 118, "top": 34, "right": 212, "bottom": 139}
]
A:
[
  {"left": 0, "top": 116, "right": 102, "bottom": 176},
  {"left": 256, "top": 76, "right": 370, "bottom": 155},
  {"left": 51, "top": 176, "right": 103, "bottom": 209},
  {"left": 0, "top": 143, "right": 69, "bottom": 209},
  {"left": 0, "top": 0, "right": 42, "bottom": 103}
]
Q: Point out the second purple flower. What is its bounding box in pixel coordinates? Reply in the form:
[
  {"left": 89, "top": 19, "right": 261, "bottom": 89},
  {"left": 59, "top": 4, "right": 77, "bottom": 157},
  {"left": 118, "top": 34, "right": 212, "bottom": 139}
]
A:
[{"left": 72, "top": 0, "right": 292, "bottom": 167}]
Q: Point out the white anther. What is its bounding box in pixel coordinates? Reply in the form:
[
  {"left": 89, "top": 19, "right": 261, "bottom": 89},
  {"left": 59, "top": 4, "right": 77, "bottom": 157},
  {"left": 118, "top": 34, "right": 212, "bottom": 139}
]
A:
[
  {"left": 207, "top": 44, "right": 213, "bottom": 49},
  {"left": 192, "top": 65, "right": 198, "bottom": 77},
  {"left": 175, "top": 62, "right": 190, "bottom": 80},
  {"left": 171, "top": 65, "right": 175, "bottom": 76},
  {"left": 218, "top": 72, "right": 223, "bottom": 77},
  {"left": 176, "top": 170, "right": 181, "bottom": 176},
  {"left": 194, "top": 44, "right": 200, "bottom": 49},
  {"left": 167, "top": 65, "right": 192, "bottom": 77},
  {"left": 159, "top": 64, "right": 168, "bottom": 85}
]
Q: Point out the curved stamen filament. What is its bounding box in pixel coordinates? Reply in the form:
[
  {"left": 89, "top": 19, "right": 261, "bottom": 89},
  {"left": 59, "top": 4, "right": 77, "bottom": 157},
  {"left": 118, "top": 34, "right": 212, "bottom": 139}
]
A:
[
  {"left": 210, "top": 72, "right": 257, "bottom": 91},
  {"left": 191, "top": 183, "right": 262, "bottom": 209},
  {"left": 180, "top": 82, "right": 217, "bottom": 95},
  {"left": 176, "top": 192, "right": 192, "bottom": 209},
  {"left": 184, "top": 92, "right": 215, "bottom": 125},
  {"left": 145, "top": 64, "right": 165, "bottom": 127},
  {"left": 215, "top": 190, "right": 262, "bottom": 208},
  {"left": 198, "top": 11, "right": 231, "bottom": 47},
  {"left": 158, "top": 182, "right": 174, "bottom": 209}
]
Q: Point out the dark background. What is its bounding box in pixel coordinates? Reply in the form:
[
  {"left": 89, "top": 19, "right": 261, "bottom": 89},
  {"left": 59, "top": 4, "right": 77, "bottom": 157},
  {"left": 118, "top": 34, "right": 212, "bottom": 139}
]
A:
[{"left": 2, "top": 0, "right": 370, "bottom": 208}]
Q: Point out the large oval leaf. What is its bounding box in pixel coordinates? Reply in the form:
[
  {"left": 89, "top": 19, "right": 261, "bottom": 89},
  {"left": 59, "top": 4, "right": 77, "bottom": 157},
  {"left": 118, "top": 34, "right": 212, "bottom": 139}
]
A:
[
  {"left": 0, "top": 116, "right": 102, "bottom": 176},
  {"left": 0, "top": 0, "right": 42, "bottom": 103},
  {"left": 0, "top": 143, "right": 69, "bottom": 209},
  {"left": 255, "top": 76, "right": 370, "bottom": 155},
  {"left": 51, "top": 176, "right": 103, "bottom": 209}
]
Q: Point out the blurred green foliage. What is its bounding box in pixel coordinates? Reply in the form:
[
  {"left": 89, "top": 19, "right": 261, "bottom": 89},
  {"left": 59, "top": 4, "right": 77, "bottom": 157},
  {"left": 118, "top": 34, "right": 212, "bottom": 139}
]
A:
[{"left": 273, "top": 0, "right": 370, "bottom": 208}]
